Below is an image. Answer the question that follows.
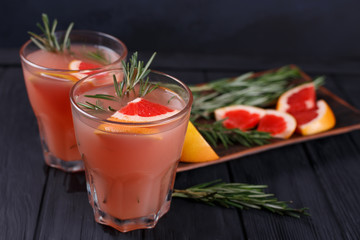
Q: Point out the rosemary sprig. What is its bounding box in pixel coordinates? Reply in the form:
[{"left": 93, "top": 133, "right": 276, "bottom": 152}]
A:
[
  {"left": 78, "top": 52, "right": 159, "bottom": 111},
  {"left": 120, "top": 52, "right": 158, "bottom": 97},
  {"left": 173, "top": 180, "right": 309, "bottom": 218},
  {"left": 190, "top": 65, "right": 324, "bottom": 120},
  {"left": 28, "top": 13, "right": 74, "bottom": 52},
  {"left": 194, "top": 120, "right": 271, "bottom": 148}
]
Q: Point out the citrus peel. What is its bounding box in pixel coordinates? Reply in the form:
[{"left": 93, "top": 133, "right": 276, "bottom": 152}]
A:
[{"left": 295, "top": 100, "right": 336, "bottom": 135}]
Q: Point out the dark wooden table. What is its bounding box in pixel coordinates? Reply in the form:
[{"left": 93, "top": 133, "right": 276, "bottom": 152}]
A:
[{"left": 1, "top": 49, "right": 360, "bottom": 240}]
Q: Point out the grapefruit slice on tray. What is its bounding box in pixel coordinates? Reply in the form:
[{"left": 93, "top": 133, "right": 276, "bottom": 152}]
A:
[
  {"left": 96, "top": 98, "right": 179, "bottom": 134},
  {"left": 214, "top": 105, "right": 266, "bottom": 130},
  {"left": 277, "top": 82, "right": 316, "bottom": 113},
  {"left": 69, "top": 60, "right": 102, "bottom": 80},
  {"left": 257, "top": 110, "right": 296, "bottom": 139},
  {"left": 292, "top": 100, "right": 336, "bottom": 136},
  {"left": 277, "top": 81, "right": 336, "bottom": 136}
]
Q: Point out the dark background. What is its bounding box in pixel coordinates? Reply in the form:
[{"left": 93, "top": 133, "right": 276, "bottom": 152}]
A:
[{"left": 2, "top": 0, "right": 360, "bottom": 61}]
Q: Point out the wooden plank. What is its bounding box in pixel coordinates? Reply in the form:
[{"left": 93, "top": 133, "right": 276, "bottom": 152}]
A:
[
  {"left": 304, "top": 134, "right": 360, "bottom": 239},
  {"left": 34, "top": 170, "right": 144, "bottom": 239},
  {"left": 0, "top": 67, "right": 47, "bottom": 239},
  {"left": 229, "top": 144, "right": 345, "bottom": 240}
]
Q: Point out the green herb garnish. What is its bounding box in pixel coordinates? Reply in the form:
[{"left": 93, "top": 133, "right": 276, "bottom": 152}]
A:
[
  {"left": 78, "top": 52, "right": 159, "bottom": 111},
  {"left": 194, "top": 120, "right": 271, "bottom": 148},
  {"left": 28, "top": 13, "right": 74, "bottom": 52},
  {"left": 173, "top": 180, "right": 309, "bottom": 218},
  {"left": 120, "top": 52, "right": 158, "bottom": 97}
]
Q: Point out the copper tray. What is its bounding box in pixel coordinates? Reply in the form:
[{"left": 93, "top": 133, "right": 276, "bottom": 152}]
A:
[{"left": 177, "top": 78, "right": 360, "bottom": 172}]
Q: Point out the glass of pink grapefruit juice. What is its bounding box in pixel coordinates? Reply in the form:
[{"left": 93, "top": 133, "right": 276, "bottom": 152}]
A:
[
  {"left": 20, "top": 31, "right": 127, "bottom": 172},
  {"left": 70, "top": 69, "right": 193, "bottom": 232}
]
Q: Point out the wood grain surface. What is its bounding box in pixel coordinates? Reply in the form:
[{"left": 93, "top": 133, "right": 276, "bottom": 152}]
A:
[{"left": 1, "top": 49, "right": 360, "bottom": 239}]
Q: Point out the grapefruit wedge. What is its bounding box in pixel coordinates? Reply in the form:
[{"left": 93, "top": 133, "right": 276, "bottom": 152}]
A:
[
  {"left": 69, "top": 60, "right": 102, "bottom": 80},
  {"left": 292, "top": 100, "right": 336, "bottom": 136},
  {"left": 277, "top": 82, "right": 336, "bottom": 136},
  {"left": 214, "top": 105, "right": 266, "bottom": 130},
  {"left": 180, "top": 121, "right": 219, "bottom": 163},
  {"left": 257, "top": 110, "right": 296, "bottom": 139},
  {"left": 96, "top": 98, "right": 179, "bottom": 134},
  {"left": 277, "top": 82, "right": 316, "bottom": 113}
]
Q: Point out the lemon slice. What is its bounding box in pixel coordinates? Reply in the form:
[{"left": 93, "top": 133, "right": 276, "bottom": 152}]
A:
[{"left": 180, "top": 121, "right": 219, "bottom": 163}]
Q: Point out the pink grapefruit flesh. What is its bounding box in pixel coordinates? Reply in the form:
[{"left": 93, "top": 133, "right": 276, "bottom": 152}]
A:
[
  {"left": 110, "top": 98, "right": 179, "bottom": 123},
  {"left": 257, "top": 110, "right": 296, "bottom": 139},
  {"left": 214, "top": 105, "right": 266, "bottom": 131}
]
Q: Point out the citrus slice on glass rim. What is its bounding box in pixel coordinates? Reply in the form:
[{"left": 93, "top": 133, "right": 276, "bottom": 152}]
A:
[
  {"left": 291, "top": 100, "right": 336, "bottom": 136},
  {"left": 214, "top": 105, "right": 266, "bottom": 130},
  {"left": 96, "top": 98, "right": 179, "bottom": 134},
  {"left": 277, "top": 82, "right": 316, "bottom": 113},
  {"left": 257, "top": 110, "right": 296, "bottom": 139}
]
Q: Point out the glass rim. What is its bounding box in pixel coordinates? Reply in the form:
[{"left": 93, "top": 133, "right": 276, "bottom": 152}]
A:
[
  {"left": 70, "top": 68, "right": 193, "bottom": 127},
  {"left": 19, "top": 30, "right": 128, "bottom": 72}
]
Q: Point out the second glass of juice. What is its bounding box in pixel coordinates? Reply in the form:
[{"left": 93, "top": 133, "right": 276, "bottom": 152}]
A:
[
  {"left": 70, "top": 69, "right": 193, "bottom": 232},
  {"left": 20, "top": 30, "right": 127, "bottom": 172}
]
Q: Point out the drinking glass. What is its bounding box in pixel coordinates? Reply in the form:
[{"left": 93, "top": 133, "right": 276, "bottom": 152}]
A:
[
  {"left": 70, "top": 69, "right": 193, "bottom": 232},
  {"left": 20, "top": 30, "right": 127, "bottom": 172}
]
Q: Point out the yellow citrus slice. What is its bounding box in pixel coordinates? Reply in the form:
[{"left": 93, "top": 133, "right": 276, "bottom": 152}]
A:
[
  {"left": 257, "top": 110, "right": 296, "bottom": 139},
  {"left": 214, "top": 105, "right": 266, "bottom": 130},
  {"left": 294, "top": 100, "right": 336, "bottom": 136},
  {"left": 180, "top": 121, "right": 219, "bottom": 163},
  {"left": 40, "top": 72, "right": 79, "bottom": 82}
]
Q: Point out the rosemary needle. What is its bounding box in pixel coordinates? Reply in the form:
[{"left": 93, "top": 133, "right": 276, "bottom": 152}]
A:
[{"left": 173, "top": 180, "right": 309, "bottom": 218}]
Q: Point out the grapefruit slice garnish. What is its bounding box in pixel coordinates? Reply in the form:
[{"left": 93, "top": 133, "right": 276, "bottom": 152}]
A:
[
  {"left": 214, "top": 105, "right": 266, "bottom": 130},
  {"left": 293, "top": 100, "right": 336, "bottom": 136},
  {"left": 277, "top": 82, "right": 316, "bottom": 113},
  {"left": 257, "top": 110, "right": 296, "bottom": 139},
  {"left": 96, "top": 98, "right": 179, "bottom": 135},
  {"left": 180, "top": 121, "right": 219, "bottom": 163},
  {"left": 110, "top": 98, "right": 179, "bottom": 123},
  {"left": 69, "top": 60, "right": 102, "bottom": 80}
]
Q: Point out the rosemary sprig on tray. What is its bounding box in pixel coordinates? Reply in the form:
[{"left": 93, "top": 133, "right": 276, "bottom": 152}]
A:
[
  {"left": 28, "top": 13, "right": 74, "bottom": 52},
  {"left": 190, "top": 65, "right": 324, "bottom": 120},
  {"left": 194, "top": 120, "right": 271, "bottom": 148},
  {"left": 173, "top": 180, "right": 309, "bottom": 218}
]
